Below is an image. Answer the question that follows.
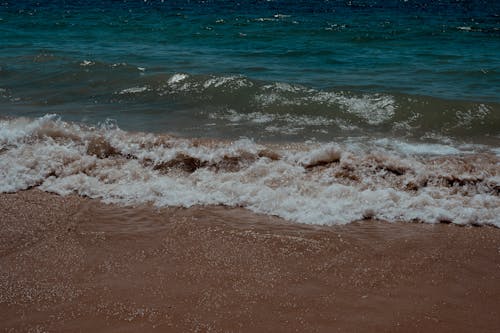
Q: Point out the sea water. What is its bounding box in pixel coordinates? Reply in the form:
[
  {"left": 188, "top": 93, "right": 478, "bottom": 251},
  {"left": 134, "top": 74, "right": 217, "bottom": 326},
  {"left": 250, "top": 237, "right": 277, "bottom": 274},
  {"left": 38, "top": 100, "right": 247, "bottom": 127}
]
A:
[{"left": 1, "top": 0, "right": 499, "bottom": 226}]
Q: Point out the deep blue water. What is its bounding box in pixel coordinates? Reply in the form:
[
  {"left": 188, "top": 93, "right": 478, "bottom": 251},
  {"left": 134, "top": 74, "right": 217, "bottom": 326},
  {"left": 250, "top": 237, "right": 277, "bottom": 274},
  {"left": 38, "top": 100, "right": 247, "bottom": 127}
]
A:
[{"left": 1, "top": 0, "right": 499, "bottom": 143}]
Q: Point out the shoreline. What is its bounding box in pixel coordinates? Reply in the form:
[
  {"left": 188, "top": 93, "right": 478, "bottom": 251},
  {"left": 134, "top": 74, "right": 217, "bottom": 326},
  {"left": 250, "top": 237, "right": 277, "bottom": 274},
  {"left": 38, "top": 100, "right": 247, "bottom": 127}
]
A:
[
  {"left": 1, "top": 115, "right": 499, "bottom": 227},
  {"left": 1, "top": 189, "right": 500, "bottom": 332}
]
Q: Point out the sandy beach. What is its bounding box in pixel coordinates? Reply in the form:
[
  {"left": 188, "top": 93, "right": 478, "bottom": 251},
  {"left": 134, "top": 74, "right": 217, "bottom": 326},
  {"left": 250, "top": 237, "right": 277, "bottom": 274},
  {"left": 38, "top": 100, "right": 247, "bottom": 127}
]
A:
[
  {"left": 1, "top": 189, "right": 499, "bottom": 332},
  {"left": 2, "top": 1, "right": 499, "bottom": 332}
]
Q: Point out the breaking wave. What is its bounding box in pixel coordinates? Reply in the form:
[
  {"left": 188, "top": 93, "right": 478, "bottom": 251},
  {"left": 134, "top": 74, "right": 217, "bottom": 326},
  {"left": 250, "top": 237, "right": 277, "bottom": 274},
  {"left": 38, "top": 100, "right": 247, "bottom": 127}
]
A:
[{"left": 1, "top": 115, "right": 499, "bottom": 227}]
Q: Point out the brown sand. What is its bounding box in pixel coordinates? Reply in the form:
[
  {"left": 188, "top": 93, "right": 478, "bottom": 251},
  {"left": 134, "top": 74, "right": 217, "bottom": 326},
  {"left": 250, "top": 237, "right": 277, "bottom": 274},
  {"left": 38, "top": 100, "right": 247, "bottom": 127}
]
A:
[{"left": 1, "top": 190, "right": 499, "bottom": 332}]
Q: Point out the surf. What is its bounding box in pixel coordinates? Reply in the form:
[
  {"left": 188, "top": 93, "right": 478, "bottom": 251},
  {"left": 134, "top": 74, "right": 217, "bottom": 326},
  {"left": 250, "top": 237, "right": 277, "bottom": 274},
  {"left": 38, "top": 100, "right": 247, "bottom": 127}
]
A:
[{"left": 1, "top": 115, "right": 498, "bottom": 227}]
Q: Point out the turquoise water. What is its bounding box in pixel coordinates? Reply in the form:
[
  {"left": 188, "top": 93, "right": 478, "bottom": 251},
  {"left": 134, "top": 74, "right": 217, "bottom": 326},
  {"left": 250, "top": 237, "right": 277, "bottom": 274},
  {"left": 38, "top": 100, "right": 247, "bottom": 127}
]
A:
[
  {"left": 1, "top": 1, "right": 500, "bottom": 226},
  {"left": 1, "top": 0, "right": 499, "bottom": 143}
]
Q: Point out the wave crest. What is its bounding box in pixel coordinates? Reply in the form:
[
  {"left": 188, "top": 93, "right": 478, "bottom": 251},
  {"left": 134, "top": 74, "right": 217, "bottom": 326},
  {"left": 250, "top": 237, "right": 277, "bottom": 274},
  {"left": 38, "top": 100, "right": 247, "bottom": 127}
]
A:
[{"left": 1, "top": 116, "right": 499, "bottom": 227}]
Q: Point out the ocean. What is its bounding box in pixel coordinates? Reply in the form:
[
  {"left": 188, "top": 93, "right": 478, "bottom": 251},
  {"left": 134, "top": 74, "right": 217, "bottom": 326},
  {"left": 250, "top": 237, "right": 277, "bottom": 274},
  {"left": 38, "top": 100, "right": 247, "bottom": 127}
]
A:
[{"left": 1, "top": 0, "right": 499, "bottom": 226}]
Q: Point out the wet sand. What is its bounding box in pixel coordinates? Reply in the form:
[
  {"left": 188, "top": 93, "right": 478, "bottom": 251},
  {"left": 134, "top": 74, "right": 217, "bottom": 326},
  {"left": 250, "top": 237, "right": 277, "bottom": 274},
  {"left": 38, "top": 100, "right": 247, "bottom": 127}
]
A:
[{"left": 1, "top": 190, "right": 499, "bottom": 332}]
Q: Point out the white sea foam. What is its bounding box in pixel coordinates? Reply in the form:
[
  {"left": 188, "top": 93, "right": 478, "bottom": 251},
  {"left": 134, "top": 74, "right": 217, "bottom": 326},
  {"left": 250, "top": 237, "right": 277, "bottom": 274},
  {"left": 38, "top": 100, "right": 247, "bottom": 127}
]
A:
[
  {"left": 1, "top": 116, "right": 499, "bottom": 227},
  {"left": 261, "top": 82, "right": 311, "bottom": 94},
  {"left": 161, "top": 73, "right": 253, "bottom": 95},
  {"left": 156, "top": 74, "right": 397, "bottom": 128},
  {"left": 207, "top": 109, "right": 337, "bottom": 136},
  {"left": 111, "top": 62, "right": 127, "bottom": 68},
  {"left": 208, "top": 109, "right": 334, "bottom": 126},
  {"left": 80, "top": 60, "right": 95, "bottom": 67},
  {"left": 167, "top": 73, "right": 188, "bottom": 85},
  {"left": 256, "top": 85, "right": 396, "bottom": 125},
  {"left": 455, "top": 104, "right": 491, "bottom": 128},
  {"left": 491, "top": 148, "right": 500, "bottom": 157},
  {"left": 374, "top": 139, "right": 461, "bottom": 156},
  {"left": 118, "top": 86, "right": 150, "bottom": 94},
  {"left": 254, "top": 17, "right": 278, "bottom": 22},
  {"left": 311, "top": 92, "right": 396, "bottom": 125},
  {"left": 0, "top": 88, "right": 10, "bottom": 101},
  {"left": 203, "top": 75, "right": 253, "bottom": 90}
]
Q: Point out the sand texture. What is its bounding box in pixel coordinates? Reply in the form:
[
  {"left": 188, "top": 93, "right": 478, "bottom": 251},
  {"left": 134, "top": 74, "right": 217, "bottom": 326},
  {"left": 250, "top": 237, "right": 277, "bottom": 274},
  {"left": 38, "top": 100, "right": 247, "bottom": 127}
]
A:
[{"left": 1, "top": 190, "right": 500, "bottom": 332}]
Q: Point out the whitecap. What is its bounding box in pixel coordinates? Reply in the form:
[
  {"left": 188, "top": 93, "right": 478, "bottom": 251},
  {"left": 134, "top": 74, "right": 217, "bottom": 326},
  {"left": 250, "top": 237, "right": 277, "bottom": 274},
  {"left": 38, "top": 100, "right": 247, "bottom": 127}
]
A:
[
  {"left": 118, "top": 86, "right": 149, "bottom": 94},
  {"left": 2, "top": 115, "right": 499, "bottom": 227}
]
